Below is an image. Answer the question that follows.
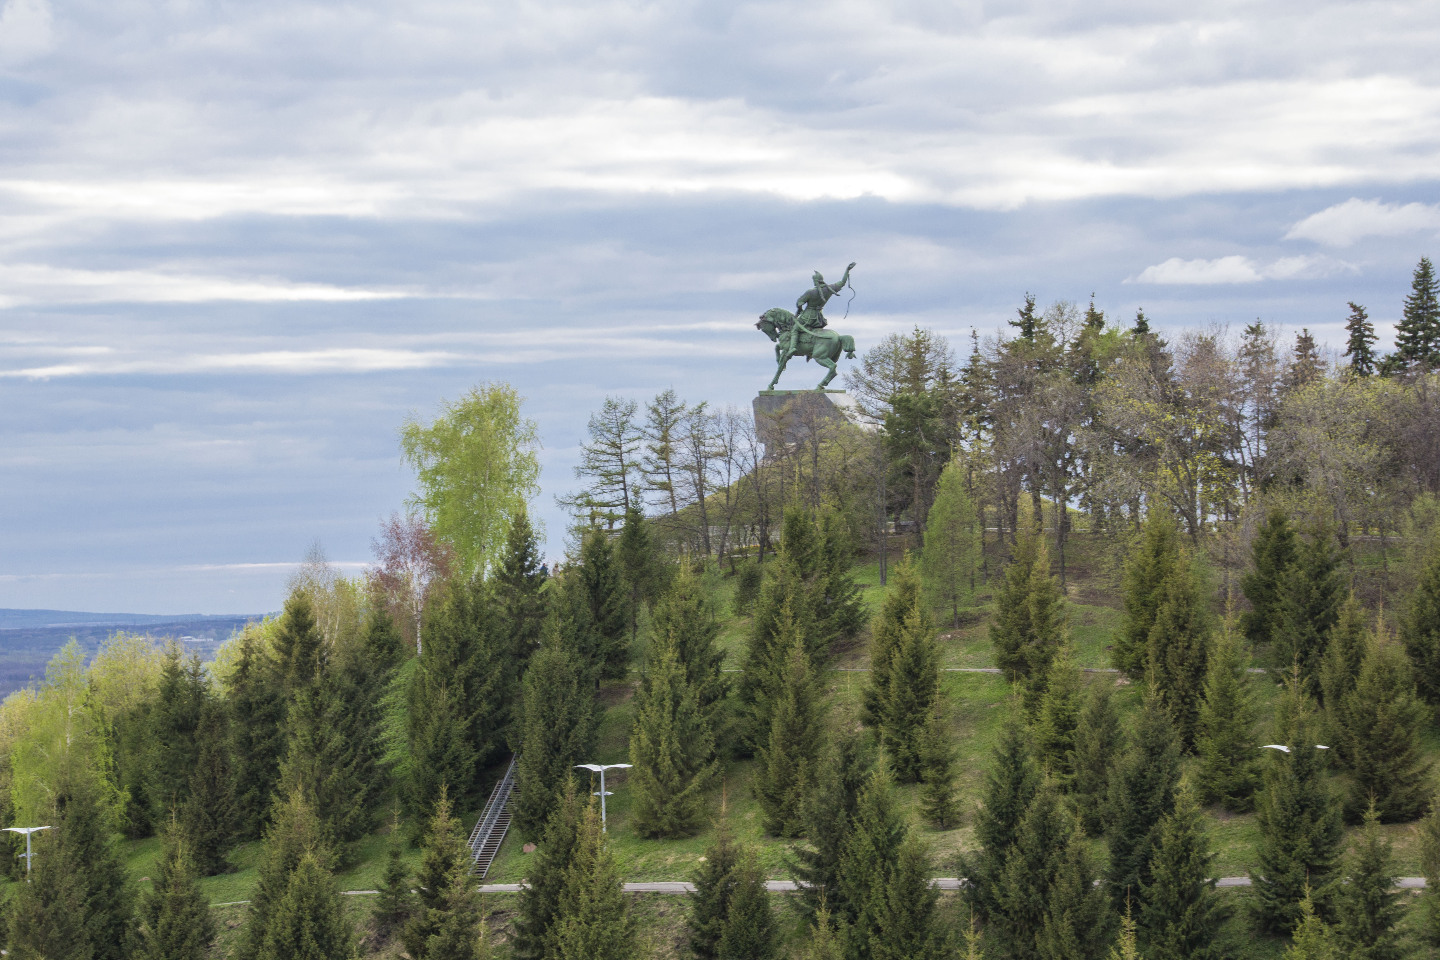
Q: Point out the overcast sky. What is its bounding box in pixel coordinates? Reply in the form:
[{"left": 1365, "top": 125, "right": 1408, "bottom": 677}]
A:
[{"left": 4, "top": 0, "right": 1440, "bottom": 614}]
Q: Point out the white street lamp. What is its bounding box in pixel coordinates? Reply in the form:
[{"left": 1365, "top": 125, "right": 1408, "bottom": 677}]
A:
[
  {"left": 575, "top": 763, "right": 632, "bottom": 832},
  {"left": 1259, "top": 744, "right": 1330, "bottom": 753},
  {"left": 5, "top": 826, "right": 51, "bottom": 881}
]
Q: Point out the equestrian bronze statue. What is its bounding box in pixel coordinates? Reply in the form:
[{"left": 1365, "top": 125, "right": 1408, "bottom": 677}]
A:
[{"left": 755, "top": 262, "right": 858, "bottom": 390}]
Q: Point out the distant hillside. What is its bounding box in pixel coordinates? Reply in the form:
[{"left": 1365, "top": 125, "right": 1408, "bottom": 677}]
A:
[{"left": 0, "top": 609, "right": 267, "bottom": 698}]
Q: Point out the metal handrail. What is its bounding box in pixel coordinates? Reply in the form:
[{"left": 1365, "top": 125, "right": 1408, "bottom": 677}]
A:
[{"left": 468, "top": 755, "right": 518, "bottom": 862}]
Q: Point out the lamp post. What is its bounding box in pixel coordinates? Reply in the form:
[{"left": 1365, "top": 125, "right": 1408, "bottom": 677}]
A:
[
  {"left": 5, "top": 826, "right": 51, "bottom": 881},
  {"left": 575, "top": 763, "right": 632, "bottom": 832},
  {"left": 1259, "top": 744, "right": 1330, "bottom": 753}
]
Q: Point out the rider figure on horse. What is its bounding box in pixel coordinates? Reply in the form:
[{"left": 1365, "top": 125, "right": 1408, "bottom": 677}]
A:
[{"left": 787, "top": 262, "right": 855, "bottom": 359}]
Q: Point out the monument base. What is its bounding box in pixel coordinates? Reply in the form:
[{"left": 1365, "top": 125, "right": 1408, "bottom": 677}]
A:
[{"left": 753, "top": 390, "right": 856, "bottom": 452}]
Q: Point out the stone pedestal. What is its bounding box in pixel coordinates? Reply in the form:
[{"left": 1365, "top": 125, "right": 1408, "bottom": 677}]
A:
[{"left": 752, "top": 390, "right": 857, "bottom": 453}]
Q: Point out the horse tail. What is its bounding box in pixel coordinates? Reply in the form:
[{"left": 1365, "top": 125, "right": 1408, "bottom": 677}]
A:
[{"left": 840, "top": 335, "right": 856, "bottom": 359}]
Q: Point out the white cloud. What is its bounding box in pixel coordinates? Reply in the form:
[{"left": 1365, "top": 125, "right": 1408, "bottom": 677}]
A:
[
  {"left": 0, "top": 263, "right": 408, "bottom": 306},
  {"left": 1131, "top": 253, "right": 1352, "bottom": 285},
  {"left": 0, "top": 0, "right": 52, "bottom": 65},
  {"left": 1285, "top": 198, "right": 1440, "bottom": 247}
]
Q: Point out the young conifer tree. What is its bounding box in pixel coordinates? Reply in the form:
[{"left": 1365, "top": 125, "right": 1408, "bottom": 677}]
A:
[
  {"left": 180, "top": 701, "right": 237, "bottom": 875},
  {"left": 1033, "top": 645, "right": 1083, "bottom": 787},
  {"left": 403, "top": 786, "right": 475, "bottom": 957},
  {"left": 791, "top": 732, "right": 873, "bottom": 923},
  {"left": 755, "top": 615, "right": 824, "bottom": 837},
  {"left": 990, "top": 515, "right": 1066, "bottom": 700},
  {"left": 922, "top": 456, "right": 980, "bottom": 627},
  {"left": 628, "top": 633, "right": 717, "bottom": 838},
  {"left": 512, "top": 618, "right": 598, "bottom": 840},
  {"left": 372, "top": 825, "right": 415, "bottom": 943},
  {"left": 1344, "top": 301, "right": 1379, "bottom": 376},
  {"left": 137, "top": 833, "right": 215, "bottom": 960},
  {"left": 797, "top": 905, "right": 846, "bottom": 960},
  {"left": 715, "top": 853, "right": 779, "bottom": 960},
  {"left": 616, "top": 505, "right": 667, "bottom": 640},
  {"left": 328, "top": 603, "right": 406, "bottom": 828},
  {"left": 1037, "top": 822, "right": 1112, "bottom": 960},
  {"left": 1393, "top": 255, "right": 1440, "bottom": 369},
  {"left": 1283, "top": 887, "right": 1338, "bottom": 960},
  {"left": 964, "top": 704, "right": 1040, "bottom": 924},
  {"left": 1145, "top": 550, "right": 1212, "bottom": 748},
  {"left": 546, "top": 801, "right": 635, "bottom": 960},
  {"left": 271, "top": 589, "right": 326, "bottom": 696},
  {"left": 1115, "top": 513, "right": 1181, "bottom": 676},
  {"left": 1332, "top": 803, "right": 1403, "bottom": 960},
  {"left": 514, "top": 778, "right": 583, "bottom": 960},
  {"left": 1138, "top": 782, "right": 1226, "bottom": 960},
  {"left": 1242, "top": 508, "right": 1299, "bottom": 652},
  {"left": 227, "top": 628, "right": 286, "bottom": 841},
  {"left": 239, "top": 789, "right": 328, "bottom": 960},
  {"left": 1336, "top": 628, "right": 1431, "bottom": 822},
  {"left": 578, "top": 526, "right": 630, "bottom": 679},
  {"left": 863, "top": 560, "right": 922, "bottom": 730},
  {"left": 870, "top": 835, "right": 946, "bottom": 960},
  {"left": 1105, "top": 686, "right": 1182, "bottom": 908},
  {"left": 688, "top": 819, "right": 742, "bottom": 960},
  {"left": 738, "top": 521, "right": 812, "bottom": 753},
  {"left": 918, "top": 705, "right": 960, "bottom": 828},
  {"left": 1319, "top": 594, "right": 1368, "bottom": 716},
  {"left": 495, "top": 505, "right": 547, "bottom": 665},
  {"left": 1401, "top": 540, "right": 1440, "bottom": 705},
  {"left": 994, "top": 780, "right": 1071, "bottom": 960},
  {"left": 1195, "top": 620, "right": 1260, "bottom": 812},
  {"left": 1251, "top": 673, "right": 1344, "bottom": 934},
  {"left": 1108, "top": 903, "right": 1142, "bottom": 960},
  {"left": 256, "top": 852, "right": 352, "bottom": 960},
  {"left": 1271, "top": 528, "right": 1345, "bottom": 684},
  {"left": 1418, "top": 795, "right": 1440, "bottom": 950},
  {"left": 838, "top": 766, "right": 909, "bottom": 960},
  {"left": 277, "top": 685, "right": 367, "bottom": 855},
  {"left": 148, "top": 647, "right": 209, "bottom": 824},
  {"left": 649, "top": 562, "right": 728, "bottom": 724},
  {"left": 1071, "top": 684, "right": 1122, "bottom": 835},
  {"left": 879, "top": 603, "right": 941, "bottom": 783}
]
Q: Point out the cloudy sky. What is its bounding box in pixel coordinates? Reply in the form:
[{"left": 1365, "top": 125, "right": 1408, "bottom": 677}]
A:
[{"left": 3, "top": 0, "right": 1440, "bottom": 614}]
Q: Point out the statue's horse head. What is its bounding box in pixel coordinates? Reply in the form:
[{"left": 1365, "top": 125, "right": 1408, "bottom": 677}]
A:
[{"left": 755, "top": 307, "right": 794, "bottom": 342}]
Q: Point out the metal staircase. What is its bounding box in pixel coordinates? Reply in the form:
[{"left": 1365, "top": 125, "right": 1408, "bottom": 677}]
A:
[{"left": 467, "top": 755, "right": 518, "bottom": 878}]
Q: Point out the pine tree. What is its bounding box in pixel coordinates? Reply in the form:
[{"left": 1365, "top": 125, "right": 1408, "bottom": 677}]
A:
[
  {"left": 495, "top": 506, "right": 547, "bottom": 671},
  {"left": 838, "top": 766, "right": 908, "bottom": 960},
  {"left": 227, "top": 628, "right": 286, "bottom": 842},
  {"left": 512, "top": 628, "right": 597, "bottom": 839},
  {"left": 1115, "top": 513, "right": 1180, "bottom": 677},
  {"left": 1105, "top": 686, "right": 1182, "bottom": 908},
  {"left": 878, "top": 604, "right": 941, "bottom": 783},
  {"left": 179, "top": 702, "right": 237, "bottom": 875},
  {"left": 1033, "top": 646, "right": 1083, "bottom": 787},
  {"left": 994, "top": 781, "right": 1070, "bottom": 960},
  {"left": 1393, "top": 255, "right": 1440, "bottom": 370},
  {"left": 755, "top": 618, "right": 824, "bottom": 837},
  {"left": 870, "top": 835, "right": 945, "bottom": 960},
  {"left": 1335, "top": 630, "right": 1431, "bottom": 822},
  {"left": 1242, "top": 508, "right": 1298, "bottom": 652},
  {"left": 790, "top": 732, "right": 872, "bottom": 923},
  {"left": 578, "top": 526, "right": 630, "bottom": 679},
  {"left": 1138, "top": 783, "right": 1226, "bottom": 960},
  {"left": 137, "top": 834, "right": 215, "bottom": 960},
  {"left": 373, "top": 828, "right": 415, "bottom": 943},
  {"left": 627, "top": 633, "right": 717, "bottom": 838},
  {"left": 1195, "top": 622, "right": 1260, "bottom": 812},
  {"left": 546, "top": 802, "right": 635, "bottom": 960},
  {"left": 1146, "top": 551, "right": 1212, "bottom": 748},
  {"left": 514, "top": 778, "right": 583, "bottom": 960},
  {"left": 688, "top": 820, "right": 742, "bottom": 960},
  {"left": 256, "top": 852, "right": 352, "bottom": 960},
  {"left": 1036, "top": 823, "right": 1112, "bottom": 960},
  {"left": 1251, "top": 674, "right": 1344, "bottom": 934},
  {"left": 1332, "top": 804, "right": 1402, "bottom": 960},
  {"left": 405, "top": 787, "right": 484, "bottom": 960},
  {"left": 1271, "top": 527, "right": 1345, "bottom": 685},
  {"left": 1071, "top": 683, "right": 1122, "bottom": 835},
  {"left": 1319, "top": 594, "right": 1367, "bottom": 712},
  {"left": 991, "top": 517, "right": 1067, "bottom": 697},
  {"left": 716, "top": 853, "right": 778, "bottom": 960},
  {"left": 918, "top": 706, "right": 960, "bottom": 828},
  {"left": 405, "top": 675, "right": 478, "bottom": 837},
  {"left": 1401, "top": 540, "right": 1440, "bottom": 705},
  {"left": 863, "top": 560, "right": 922, "bottom": 730},
  {"left": 239, "top": 789, "right": 328, "bottom": 960},
  {"left": 1344, "top": 302, "right": 1379, "bottom": 376},
  {"left": 964, "top": 705, "right": 1040, "bottom": 923},
  {"left": 616, "top": 505, "right": 666, "bottom": 640},
  {"left": 1283, "top": 888, "right": 1337, "bottom": 960},
  {"left": 922, "top": 456, "right": 980, "bottom": 626}
]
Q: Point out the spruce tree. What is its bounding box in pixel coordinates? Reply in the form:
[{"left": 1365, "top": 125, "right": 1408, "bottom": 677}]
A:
[
  {"left": 922, "top": 456, "right": 980, "bottom": 626},
  {"left": 1344, "top": 301, "right": 1379, "bottom": 376},
  {"left": 790, "top": 732, "right": 872, "bottom": 923},
  {"left": 272, "top": 589, "right": 326, "bottom": 695},
  {"left": 326, "top": 603, "right": 405, "bottom": 836},
  {"left": 1271, "top": 527, "right": 1345, "bottom": 685},
  {"left": 688, "top": 820, "right": 742, "bottom": 960},
  {"left": 227, "top": 628, "right": 286, "bottom": 841},
  {"left": 1319, "top": 594, "right": 1367, "bottom": 712},
  {"left": 1108, "top": 903, "right": 1142, "bottom": 960},
  {"left": 755, "top": 618, "right": 824, "bottom": 837},
  {"left": 1146, "top": 550, "right": 1212, "bottom": 748},
  {"left": 1335, "top": 630, "right": 1431, "bottom": 821},
  {"left": 964, "top": 705, "right": 1040, "bottom": 924},
  {"left": 256, "top": 852, "right": 352, "bottom": 960},
  {"left": 1105, "top": 686, "right": 1181, "bottom": 908},
  {"left": 1115, "top": 513, "right": 1180, "bottom": 676},
  {"left": 616, "top": 505, "right": 666, "bottom": 640},
  {"left": 1036, "top": 823, "right": 1112, "bottom": 960},
  {"left": 1401, "top": 539, "right": 1440, "bottom": 705},
  {"left": 405, "top": 787, "right": 484, "bottom": 960},
  {"left": 627, "top": 633, "right": 717, "bottom": 838},
  {"left": 878, "top": 604, "right": 941, "bottom": 783},
  {"left": 1138, "top": 783, "right": 1226, "bottom": 960},
  {"left": 239, "top": 789, "right": 328, "bottom": 960},
  {"left": 1071, "top": 683, "right": 1122, "bottom": 835},
  {"left": 1418, "top": 795, "right": 1440, "bottom": 950},
  {"left": 1393, "top": 255, "right": 1440, "bottom": 369},
  {"left": 1251, "top": 674, "right": 1344, "bottom": 934},
  {"left": 994, "top": 781, "right": 1070, "bottom": 960},
  {"left": 179, "top": 702, "right": 237, "bottom": 875},
  {"left": 798, "top": 905, "right": 847, "bottom": 960},
  {"left": 1242, "top": 508, "right": 1298, "bottom": 652},
  {"left": 373, "top": 828, "right": 415, "bottom": 943},
  {"left": 546, "top": 802, "right": 635, "bottom": 960},
  {"left": 279, "top": 685, "right": 369, "bottom": 854},
  {"left": 1195, "top": 621, "right": 1260, "bottom": 812},
  {"left": 715, "top": 853, "right": 778, "bottom": 960},
  {"left": 137, "top": 834, "right": 215, "bottom": 960},
  {"left": 649, "top": 562, "right": 727, "bottom": 723},
  {"left": 512, "top": 625, "right": 597, "bottom": 839},
  {"left": 863, "top": 560, "right": 922, "bottom": 730},
  {"left": 1333, "top": 804, "right": 1403, "bottom": 960},
  {"left": 148, "top": 647, "right": 209, "bottom": 823},
  {"left": 918, "top": 706, "right": 960, "bottom": 828},
  {"left": 1033, "top": 645, "right": 1083, "bottom": 787},
  {"left": 495, "top": 505, "right": 548, "bottom": 664},
  {"left": 578, "top": 526, "right": 630, "bottom": 679},
  {"left": 405, "top": 676, "right": 478, "bottom": 838},
  {"left": 870, "top": 835, "right": 945, "bottom": 960},
  {"left": 514, "top": 778, "right": 583, "bottom": 960},
  {"left": 838, "top": 766, "right": 908, "bottom": 960},
  {"left": 1283, "top": 888, "right": 1337, "bottom": 960},
  {"left": 424, "top": 869, "right": 491, "bottom": 960},
  {"left": 1284, "top": 328, "right": 1323, "bottom": 392},
  {"left": 814, "top": 510, "right": 867, "bottom": 653},
  {"left": 990, "top": 517, "right": 1066, "bottom": 697}
]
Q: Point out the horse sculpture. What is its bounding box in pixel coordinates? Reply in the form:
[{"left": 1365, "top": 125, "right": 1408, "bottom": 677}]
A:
[{"left": 755, "top": 307, "right": 857, "bottom": 391}]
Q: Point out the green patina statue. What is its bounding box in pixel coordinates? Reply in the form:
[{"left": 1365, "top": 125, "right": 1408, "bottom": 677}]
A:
[{"left": 755, "top": 262, "right": 858, "bottom": 390}]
